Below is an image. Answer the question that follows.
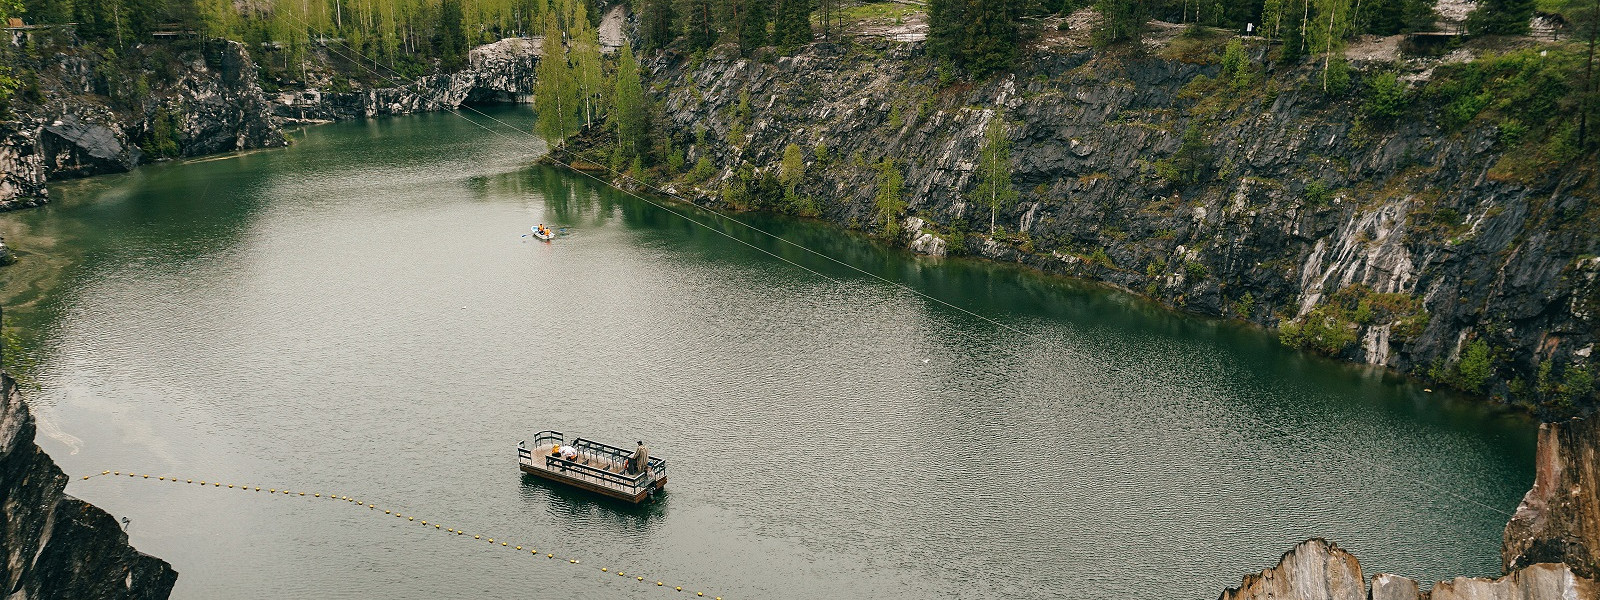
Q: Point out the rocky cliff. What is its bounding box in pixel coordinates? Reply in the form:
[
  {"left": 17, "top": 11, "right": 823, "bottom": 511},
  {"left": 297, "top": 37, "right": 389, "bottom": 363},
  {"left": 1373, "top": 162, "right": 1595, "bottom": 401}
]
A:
[
  {"left": 0, "top": 372, "right": 177, "bottom": 599},
  {"left": 0, "top": 32, "right": 287, "bottom": 210},
  {"left": 270, "top": 36, "right": 542, "bottom": 123},
  {"left": 1503, "top": 417, "right": 1600, "bottom": 579},
  {"left": 617, "top": 25, "right": 1600, "bottom": 412},
  {"left": 1220, "top": 416, "right": 1600, "bottom": 600}
]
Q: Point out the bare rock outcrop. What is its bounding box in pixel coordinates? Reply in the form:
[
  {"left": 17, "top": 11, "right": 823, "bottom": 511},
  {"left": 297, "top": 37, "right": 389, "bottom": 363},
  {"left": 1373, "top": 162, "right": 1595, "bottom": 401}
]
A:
[
  {"left": 1503, "top": 417, "right": 1600, "bottom": 579},
  {"left": 1219, "top": 539, "right": 1365, "bottom": 600},
  {"left": 1222, "top": 417, "right": 1600, "bottom": 600},
  {"left": 0, "top": 372, "right": 177, "bottom": 599}
]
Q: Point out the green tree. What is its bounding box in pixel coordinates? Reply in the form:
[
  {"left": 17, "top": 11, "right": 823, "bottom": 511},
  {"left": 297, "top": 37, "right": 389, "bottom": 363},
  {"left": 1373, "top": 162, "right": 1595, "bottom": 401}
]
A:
[
  {"left": 534, "top": 13, "right": 579, "bottom": 146},
  {"left": 874, "top": 160, "right": 906, "bottom": 235},
  {"left": 612, "top": 44, "right": 649, "bottom": 164},
  {"left": 774, "top": 0, "right": 813, "bottom": 49},
  {"left": 568, "top": 1, "right": 604, "bottom": 127},
  {"left": 1564, "top": 0, "right": 1599, "bottom": 146},
  {"left": 928, "top": 0, "right": 966, "bottom": 65},
  {"left": 1466, "top": 0, "right": 1534, "bottom": 34},
  {"left": 1361, "top": 71, "right": 1407, "bottom": 122},
  {"left": 963, "top": 0, "right": 1022, "bottom": 76},
  {"left": 644, "top": 0, "right": 677, "bottom": 50},
  {"left": 437, "top": 0, "right": 468, "bottom": 69},
  {"left": 685, "top": 0, "right": 716, "bottom": 50},
  {"left": 780, "top": 143, "right": 805, "bottom": 193},
  {"left": 972, "top": 112, "right": 1017, "bottom": 235},
  {"left": 1095, "top": 0, "right": 1150, "bottom": 46},
  {"left": 738, "top": 0, "right": 769, "bottom": 52}
]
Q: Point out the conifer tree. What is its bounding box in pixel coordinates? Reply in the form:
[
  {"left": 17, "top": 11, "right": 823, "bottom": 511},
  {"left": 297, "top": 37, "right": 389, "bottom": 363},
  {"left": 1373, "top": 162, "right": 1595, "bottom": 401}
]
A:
[
  {"left": 685, "top": 0, "right": 716, "bottom": 50},
  {"left": 774, "top": 0, "right": 813, "bottom": 48},
  {"left": 928, "top": 0, "right": 966, "bottom": 65},
  {"left": 644, "top": 0, "right": 676, "bottom": 50},
  {"left": 739, "top": 0, "right": 769, "bottom": 52},
  {"left": 1094, "top": 0, "right": 1150, "bottom": 46}
]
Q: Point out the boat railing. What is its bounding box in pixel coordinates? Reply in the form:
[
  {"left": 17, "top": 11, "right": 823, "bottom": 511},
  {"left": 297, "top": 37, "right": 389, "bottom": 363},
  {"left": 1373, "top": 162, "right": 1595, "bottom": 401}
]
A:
[
  {"left": 518, "top": 431, "right": 665, "bottom": 493},
  {"left": 519, "top": 431, "right": 564, "bottom": 465},
  {"left": 572, "top": 437, "right": 668, "bottom": 482}
]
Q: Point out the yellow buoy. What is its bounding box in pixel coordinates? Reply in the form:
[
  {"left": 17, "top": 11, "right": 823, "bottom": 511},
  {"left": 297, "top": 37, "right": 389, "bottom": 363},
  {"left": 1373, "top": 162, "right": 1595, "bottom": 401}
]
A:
[
  {"left": 601, "top": 568, "right": 607, "bottom": 572},
  {"left": 676, "top": 586, "right": 682, "bottom": 591},
  {"left": 103, "top": 471, "right": 110, "bottom": 475}
]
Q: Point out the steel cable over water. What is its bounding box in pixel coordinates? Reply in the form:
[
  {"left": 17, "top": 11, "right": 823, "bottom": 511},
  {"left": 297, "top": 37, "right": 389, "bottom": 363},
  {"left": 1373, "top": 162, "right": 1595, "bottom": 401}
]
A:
[{"left": 79, "top": 470, "right": 723, "bottom": 597}]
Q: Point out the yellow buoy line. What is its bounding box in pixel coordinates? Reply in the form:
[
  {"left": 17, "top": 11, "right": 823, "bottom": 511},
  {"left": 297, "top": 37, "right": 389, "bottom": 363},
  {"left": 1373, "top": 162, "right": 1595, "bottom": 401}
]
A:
[{"left": 80, "top": 470, "right": 723, "bottom": 598}]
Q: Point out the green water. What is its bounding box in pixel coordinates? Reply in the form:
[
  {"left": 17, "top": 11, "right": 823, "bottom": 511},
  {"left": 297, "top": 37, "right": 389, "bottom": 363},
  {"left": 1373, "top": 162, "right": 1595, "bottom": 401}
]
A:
[{"left": 0, "top": 107, "right": 1536, "bottom": 599}]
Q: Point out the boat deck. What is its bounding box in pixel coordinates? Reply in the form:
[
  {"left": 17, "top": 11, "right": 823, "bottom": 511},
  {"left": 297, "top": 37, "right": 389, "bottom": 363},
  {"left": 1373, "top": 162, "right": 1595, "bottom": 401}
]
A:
[{"left": 517, "top": 433, "right": 667, "bottom": 504}]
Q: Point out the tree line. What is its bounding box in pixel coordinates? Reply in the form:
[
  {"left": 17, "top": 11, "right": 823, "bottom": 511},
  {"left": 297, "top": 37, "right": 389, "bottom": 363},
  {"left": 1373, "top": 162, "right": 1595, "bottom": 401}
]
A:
[{"left": 15, "top": 0, "right": 604, "bottom": 72}]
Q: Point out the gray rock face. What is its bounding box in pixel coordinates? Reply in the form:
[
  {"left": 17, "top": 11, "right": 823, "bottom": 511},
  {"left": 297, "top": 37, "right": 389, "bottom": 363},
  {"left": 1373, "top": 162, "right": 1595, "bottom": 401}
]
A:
[
  {"left": 1503, "top": 417, "right": 1600, "bottom": 579},
  {"left": 637, "top": 38, "right": 1600, "bottom": 410},
  {"left": 40, "top": 116, "right": 141, "bottom": 178},
  {"left": 270, "top": 39, "right": 542, "bottom": 122},
  {"left": 0, "top": 36, "right": 286, "bottom": 211},
  {"left": 0, "top": 373, "right": 177, "bottom": 599}
]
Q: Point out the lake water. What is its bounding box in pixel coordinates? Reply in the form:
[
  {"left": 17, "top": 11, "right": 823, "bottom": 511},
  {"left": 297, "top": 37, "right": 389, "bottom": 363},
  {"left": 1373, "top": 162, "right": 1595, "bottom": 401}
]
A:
[{"left": 0, "top": 107, "right": 1537, "bottom": 599}]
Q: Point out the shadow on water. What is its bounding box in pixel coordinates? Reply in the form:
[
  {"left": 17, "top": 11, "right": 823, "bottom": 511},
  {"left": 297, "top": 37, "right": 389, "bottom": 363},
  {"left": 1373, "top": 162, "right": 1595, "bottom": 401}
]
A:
[{"left": 517, "top": 473, "right": 668, "bottom": 529}]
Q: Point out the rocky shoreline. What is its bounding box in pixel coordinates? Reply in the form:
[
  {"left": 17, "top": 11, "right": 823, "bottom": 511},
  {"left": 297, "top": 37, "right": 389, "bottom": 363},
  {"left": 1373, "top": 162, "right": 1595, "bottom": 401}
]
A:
[
  {"left": 593, "top": 29, "right": 1600, "bottom": 414},
  {"left": 0, "top": 30, "right": 551, "bottom": 212},
  {"left": 1222, "top": 416, "right": 1600, "bottom": 599},
  {"left": 0, "top": 372, "right": 176, "bottom": 598}
]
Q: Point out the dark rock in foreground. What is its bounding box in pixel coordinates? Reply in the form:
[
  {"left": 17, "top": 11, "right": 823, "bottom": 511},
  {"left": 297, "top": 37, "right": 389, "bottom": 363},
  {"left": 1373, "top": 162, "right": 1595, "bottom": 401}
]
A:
[{"left": 0, "top": 373, "right": 176, "bottom": 599}]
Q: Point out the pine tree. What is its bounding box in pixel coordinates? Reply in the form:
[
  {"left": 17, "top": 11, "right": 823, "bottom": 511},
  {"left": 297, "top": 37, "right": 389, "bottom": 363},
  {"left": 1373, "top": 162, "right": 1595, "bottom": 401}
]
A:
[
  {"left": 928, "top": 0, "right": 967, "bottom": 65},
  {"left": 739, "top": 0, "right": 769, "bottom": 52},
  {"left": 774, "top": 0, "right": 812, "bottom": 48},
  {"left": 1094, "top": 0, "right": 1150, "bottom": 46},
  {"left": 685, "top": 0, "right": 716, "bottom": 50},
  {"left": 963, "top": 0, "right": 1021, "bottom": 77},
  {"left": 972, "top": 111, "right": 1017, "bottom": 235},
  {"left": 644, "top": 0, "right": 676, "bottom": 50},
  {"left": 437, "top": 0, "right": 468, "bottom": 69}
]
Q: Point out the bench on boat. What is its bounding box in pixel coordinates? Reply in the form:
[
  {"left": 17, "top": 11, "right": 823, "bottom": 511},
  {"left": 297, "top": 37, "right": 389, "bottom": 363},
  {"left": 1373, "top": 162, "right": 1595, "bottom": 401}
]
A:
[{"left": 517, "top": 430, "right": 667, "bottom": 504}]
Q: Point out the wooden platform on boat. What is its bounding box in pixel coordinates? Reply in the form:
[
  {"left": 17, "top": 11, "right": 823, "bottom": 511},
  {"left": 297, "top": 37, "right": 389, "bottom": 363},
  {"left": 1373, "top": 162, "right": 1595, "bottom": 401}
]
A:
[{"left": 517, "top": 432, "right": 667, "bottom": 504}]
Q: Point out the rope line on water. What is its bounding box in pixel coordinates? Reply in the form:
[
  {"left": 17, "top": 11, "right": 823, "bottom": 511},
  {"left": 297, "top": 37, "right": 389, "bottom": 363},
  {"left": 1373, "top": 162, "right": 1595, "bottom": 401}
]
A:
[
  {"left": 80, "top": 470, "right": 723, "bottom": 598},
  {"left": 281, "top": 11, "right": 1517, "bottom": 532}
]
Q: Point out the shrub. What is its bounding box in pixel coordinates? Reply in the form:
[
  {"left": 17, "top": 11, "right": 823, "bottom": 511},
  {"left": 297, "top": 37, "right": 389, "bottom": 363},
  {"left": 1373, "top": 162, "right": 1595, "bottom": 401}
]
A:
[{"left": 1361, "top": 72, "right": 1408, "bottom": 122}]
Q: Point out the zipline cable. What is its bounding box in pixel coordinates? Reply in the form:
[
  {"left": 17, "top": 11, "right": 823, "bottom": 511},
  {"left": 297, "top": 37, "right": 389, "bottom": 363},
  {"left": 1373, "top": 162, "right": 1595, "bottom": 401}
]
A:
[{"left": 79, "top": 470, "right": 724, "bottom": 597}]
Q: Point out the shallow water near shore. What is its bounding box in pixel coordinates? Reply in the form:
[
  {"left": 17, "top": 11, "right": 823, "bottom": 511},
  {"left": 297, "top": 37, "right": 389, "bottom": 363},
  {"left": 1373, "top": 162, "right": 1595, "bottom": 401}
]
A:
[{"left": 0, "top": 106, "right": 1537, "bottom": 599}]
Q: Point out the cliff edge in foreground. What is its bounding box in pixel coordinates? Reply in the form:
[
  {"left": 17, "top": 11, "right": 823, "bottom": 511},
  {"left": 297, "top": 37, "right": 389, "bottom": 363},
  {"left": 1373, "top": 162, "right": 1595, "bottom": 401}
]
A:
[
  {"left": 1221, "top": 417, "right": 1600, "bottom": 599},
  {"left": 0, "top": 372, "right": 176, "bottom": 599}
]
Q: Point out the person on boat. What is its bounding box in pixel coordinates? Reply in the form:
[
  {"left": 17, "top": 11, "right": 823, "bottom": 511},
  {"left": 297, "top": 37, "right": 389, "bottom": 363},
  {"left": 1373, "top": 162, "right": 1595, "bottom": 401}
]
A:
[
  {"left": 630, "top": 441, "right": 650, "bottom": 477},
  {"left": 537, "top": 223, "right": 549, "bottom": 237}
]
